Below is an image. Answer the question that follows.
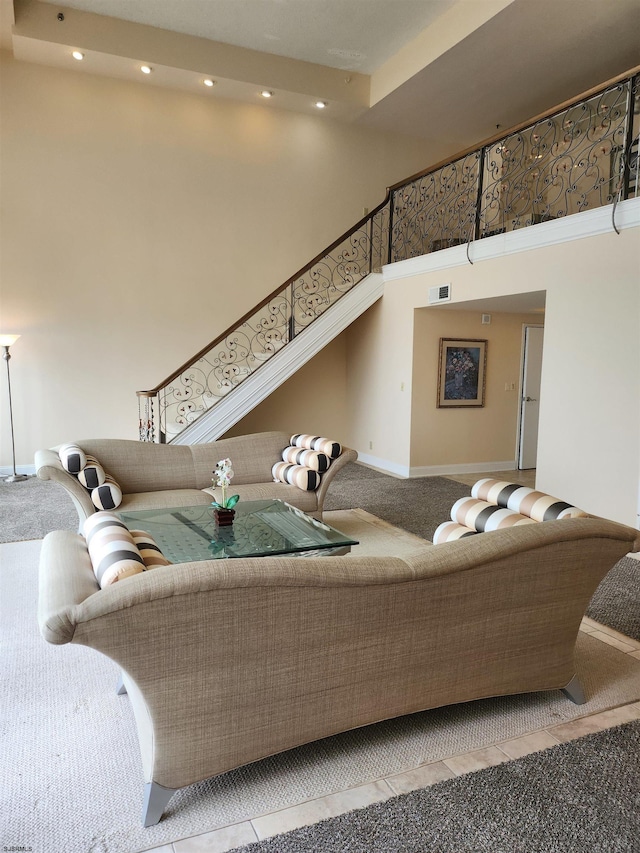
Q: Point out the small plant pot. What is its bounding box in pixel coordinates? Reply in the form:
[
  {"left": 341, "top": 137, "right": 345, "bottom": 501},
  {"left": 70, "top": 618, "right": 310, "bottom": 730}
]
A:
[{"left": 213, "top": 507, "right": 235, "bottom": 526}]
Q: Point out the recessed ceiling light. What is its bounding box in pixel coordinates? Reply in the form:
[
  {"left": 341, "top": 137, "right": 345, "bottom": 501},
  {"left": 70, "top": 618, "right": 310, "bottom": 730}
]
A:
[
  {"left": 72, "top": 50, "right": 84, "bottom": 61},
  {"left": 140, "top": 65, "right": 152, "bottom": 74},
  {"left": 260, "top": 90, "right": 273, "bottom": 99},
  {"left": 315, "top": 101, "right": 327, "bottom": 109},
  {"left": 203, "top": 78, "right": 215, "bottom": 87}
]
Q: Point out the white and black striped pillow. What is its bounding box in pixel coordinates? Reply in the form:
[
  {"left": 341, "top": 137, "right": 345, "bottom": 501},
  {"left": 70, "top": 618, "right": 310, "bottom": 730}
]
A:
[
  {"left": 91, "top": 475, "right": 123, "bottom": 511},
  {"left": 272, "top": 461, "right": 321, "bottom": 491},
  {"left": 77, "top": 455, "right": 106, "bottom": 490},
  {"left": 58, "top": 443, "right": 87, "bottom": 474},
  {"left": 83, "top": 512, "right": 145, "bottom": 587},
  {"left": 290, "top": 434, "right": 342, "bottom": 460}
]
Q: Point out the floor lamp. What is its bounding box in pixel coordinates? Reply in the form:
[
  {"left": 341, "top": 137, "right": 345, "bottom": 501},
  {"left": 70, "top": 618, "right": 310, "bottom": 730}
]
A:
[{"left": 1, "top": 334, "right": 28, "bottom": 483}]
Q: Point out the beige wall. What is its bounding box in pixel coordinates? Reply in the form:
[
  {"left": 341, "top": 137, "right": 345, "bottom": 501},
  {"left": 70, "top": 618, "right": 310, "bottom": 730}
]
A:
[
  {"left": 225, "top": 334, "right": 348, "bottom": 441},
  {"left": 0, "top": 51, "right": 430, "bottom": 468},
  {"left": 410, "top": 309, "right": 542, "bottom": 469},
  {"left": 347, "top": 225, "right": 639, "bottom": 525}
]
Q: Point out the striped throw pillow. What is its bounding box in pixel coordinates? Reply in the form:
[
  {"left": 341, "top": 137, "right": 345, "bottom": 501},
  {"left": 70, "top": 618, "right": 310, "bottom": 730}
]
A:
[
  {"left": 83, "top": 512, "right": 145, "bottom": 587},
  {"left": 290, "top": 434, "right": 342, "bottom": 460},
  {"left": 450, "top": 497, "right": 537, "bottom": 533},
  {"left": 281, "top": 446, "right": 331, "bottom": 472},
  {"left": 471, "top": 479, "right": 587, "bottom": 522},
  {"left": 91, "top": 475, "right": 123, "bottom": 511},
  {"left": 272, "top": 461, "right": 321, "bottom": 491},
  {"left": 58, "top": 443, "right": 87, "bottom": 474},
  {"left": 77, "top": 455, "right": 107, "bottom": 490},
  {"left": 129, "top": 530, "right": 172, "bottom": 569},
  {"left": 432, "top": 521, "right": 478, "bottom": 545}
]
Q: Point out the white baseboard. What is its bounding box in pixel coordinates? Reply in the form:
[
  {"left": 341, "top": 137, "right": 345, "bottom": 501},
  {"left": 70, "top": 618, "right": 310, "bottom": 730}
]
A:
[
  {"left": 409, "top": 460, "right": 517, "bottom": 478},
  {"left": 355, "top": 454, "right": 517, "bottom": 479},
  {"left": 356, "top": 452, "right": 410, "bottom": 478},
  {"left": 1, "top": 464, "right": 36, "bottom": 478}
]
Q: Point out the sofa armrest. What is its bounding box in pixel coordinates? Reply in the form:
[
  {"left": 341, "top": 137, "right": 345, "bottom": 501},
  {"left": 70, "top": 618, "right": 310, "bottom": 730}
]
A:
[
  {"left": 35, "top": 448, "right": 96, "bottom": 525},
  {"left": 315, "top": 447, "right": 358, "bottom": 516},
  {"left": 38, "top": 530, "right": 101, "bottom": 645}
]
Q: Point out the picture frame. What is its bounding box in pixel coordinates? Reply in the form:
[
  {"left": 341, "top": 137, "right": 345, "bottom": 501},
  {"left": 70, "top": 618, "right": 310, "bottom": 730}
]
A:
[{"left": 437, "top": 338, "right": 487, "bottom": 408}]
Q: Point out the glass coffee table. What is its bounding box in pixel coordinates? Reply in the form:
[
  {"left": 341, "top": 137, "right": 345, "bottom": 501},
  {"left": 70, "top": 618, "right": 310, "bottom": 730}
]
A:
[{"left": 117, "top": 499, "right": 358, "bottom": 563}]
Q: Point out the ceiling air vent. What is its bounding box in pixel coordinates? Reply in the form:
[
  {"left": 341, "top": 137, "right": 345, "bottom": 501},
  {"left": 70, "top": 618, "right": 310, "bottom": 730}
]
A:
[{"left": 428, "top": 284, "right": 451, "bottom": 304}]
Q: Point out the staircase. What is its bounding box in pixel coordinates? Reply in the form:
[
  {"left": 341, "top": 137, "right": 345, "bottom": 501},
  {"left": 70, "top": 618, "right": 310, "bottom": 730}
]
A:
[
  {"left": 138, "top": 67, "right": 639, "bottom": 444},
  {"left": 170, "top": 273, "right": 384, "bottom": 445}
]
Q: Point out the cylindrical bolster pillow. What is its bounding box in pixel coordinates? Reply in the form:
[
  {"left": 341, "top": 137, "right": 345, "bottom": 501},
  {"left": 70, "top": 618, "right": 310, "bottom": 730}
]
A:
[
  {"left": 450, "top": 497, "right": 537, "bottom": 533},
  {"left": 281, "top": 446, "right": 331, "bottom": 472},
  {"left": 77, "top": 455, "right": 107, "bottom": 490},
  {"left": 290, "top": 434, "right": 342, "bottom": 459},
  {"left": 432, "top": 522, "right": 478, "bottom": 545},
  {"left": 58, "top": 443, "right": 87, "bottom": 474},
  {"left": 129, "top": 530, "right": 172, "bottom": 569},
  {"left": 83, "top": 512, "right": 145, "bottom": 587},
  {"left": 272, "top": 462, "right": 321, "bottom": 491},
  {"left": 91, "top": 475, "right": 123, "bottom": 511},
  {"left": 471, "top": 479, "right": 587, "bottom": 522}
]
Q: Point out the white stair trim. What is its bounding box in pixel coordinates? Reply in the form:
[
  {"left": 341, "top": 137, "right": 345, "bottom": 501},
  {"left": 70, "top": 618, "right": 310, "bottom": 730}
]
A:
[
  {"left": 383, "top": 198, "right": 640, "bottom": 281},
  {"left": 172, "top": 273, "right": 384, "bottom": 444}
]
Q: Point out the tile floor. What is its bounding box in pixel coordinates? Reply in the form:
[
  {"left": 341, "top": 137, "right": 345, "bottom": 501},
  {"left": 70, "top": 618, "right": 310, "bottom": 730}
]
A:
[{"left": 142, "top": 468, "right": 640, "bottom": 853}]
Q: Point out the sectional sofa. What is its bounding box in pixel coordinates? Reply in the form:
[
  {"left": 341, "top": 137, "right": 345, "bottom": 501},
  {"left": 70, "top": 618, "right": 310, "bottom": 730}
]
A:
[
  {"left": 35, "top": 430, "right": 357, "bottom": 524},
  {"left": 38, "top": 514, "right": 639, "bottom": 826}
]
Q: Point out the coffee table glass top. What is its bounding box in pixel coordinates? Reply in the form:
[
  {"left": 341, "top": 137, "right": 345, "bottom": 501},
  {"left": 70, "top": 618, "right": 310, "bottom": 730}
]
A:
[{"left": 116, "top": 500, "right": 358, "bottom": 563}]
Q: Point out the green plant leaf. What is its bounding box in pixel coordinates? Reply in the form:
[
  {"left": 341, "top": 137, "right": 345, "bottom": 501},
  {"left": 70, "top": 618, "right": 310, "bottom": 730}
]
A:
[
  {"left": 210, "top": 501, "right": 222, "bottom": 509},
  {"left": 226, "top": 494, "right": 240, "bottom": 509}
]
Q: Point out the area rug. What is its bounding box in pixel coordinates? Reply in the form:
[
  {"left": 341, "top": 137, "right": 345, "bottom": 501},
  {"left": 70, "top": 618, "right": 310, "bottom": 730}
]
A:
[
  {"left": 230, "top": 721, "right": 640, "bottom": 853},
  {"left": 2, "top": 532, "right": 640, "bottom": 853}
]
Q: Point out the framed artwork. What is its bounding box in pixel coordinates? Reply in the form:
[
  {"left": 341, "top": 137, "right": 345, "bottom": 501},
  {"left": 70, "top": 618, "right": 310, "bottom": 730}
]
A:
[{"left": 437, "top": 338, "right": 487, "bottom": 408}]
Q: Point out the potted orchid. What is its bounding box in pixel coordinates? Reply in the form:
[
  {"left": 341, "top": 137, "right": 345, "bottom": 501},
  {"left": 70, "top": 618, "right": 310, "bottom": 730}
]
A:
[{"left": 211, "top": 458, "right": 239, "bottom": 525}]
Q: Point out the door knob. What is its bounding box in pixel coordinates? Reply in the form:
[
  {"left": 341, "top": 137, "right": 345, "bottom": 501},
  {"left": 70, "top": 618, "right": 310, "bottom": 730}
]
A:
[{"left": 524, "top": 396, "right": 537, "bottom": 402}]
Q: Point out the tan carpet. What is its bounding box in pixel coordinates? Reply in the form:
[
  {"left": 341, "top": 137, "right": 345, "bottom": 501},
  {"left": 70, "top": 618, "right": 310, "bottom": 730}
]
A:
[{"left": 3, "top": 518, "right": 640, "bottom": 853}]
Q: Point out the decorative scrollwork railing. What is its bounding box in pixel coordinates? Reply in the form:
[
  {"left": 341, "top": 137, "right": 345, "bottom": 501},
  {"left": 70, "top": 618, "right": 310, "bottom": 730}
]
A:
[{"left": 138, "top": 68, "right": 639, "bottom": 443}]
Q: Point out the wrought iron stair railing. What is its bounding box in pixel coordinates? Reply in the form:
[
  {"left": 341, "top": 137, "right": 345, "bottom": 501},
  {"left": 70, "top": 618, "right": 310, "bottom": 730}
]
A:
[{"left": 138, "top": 67, "right": 639, "bottom": 443}]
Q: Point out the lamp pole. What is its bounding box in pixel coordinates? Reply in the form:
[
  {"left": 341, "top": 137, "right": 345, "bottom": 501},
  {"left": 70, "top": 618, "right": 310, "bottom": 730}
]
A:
[{"left": 1, "top": 334, "right": 28, "bottom": 483}]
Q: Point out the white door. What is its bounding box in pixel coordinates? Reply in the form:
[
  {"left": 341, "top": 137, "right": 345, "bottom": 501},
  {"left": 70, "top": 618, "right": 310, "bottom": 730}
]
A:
[{"left": 518, "top": 325, "right": 544, "bottom": 469}]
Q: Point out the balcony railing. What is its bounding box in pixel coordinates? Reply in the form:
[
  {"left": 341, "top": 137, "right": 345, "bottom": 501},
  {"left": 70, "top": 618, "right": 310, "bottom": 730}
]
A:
[{"left": 138, "top": 68, "right": 639, "bottom": 443}]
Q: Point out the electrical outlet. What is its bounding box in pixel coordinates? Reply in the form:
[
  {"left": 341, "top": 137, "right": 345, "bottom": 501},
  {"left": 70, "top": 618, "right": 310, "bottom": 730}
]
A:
[
  {"left": 369, "top": 441, "right": 373, "bottom": 450},
  {"left": 400, "top": 382, "right": 405, "bottom": 392}
]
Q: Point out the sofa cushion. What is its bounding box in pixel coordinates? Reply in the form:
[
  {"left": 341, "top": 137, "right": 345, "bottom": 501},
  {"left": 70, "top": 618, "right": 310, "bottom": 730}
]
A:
[
  {"left": 83, "top": 512, "right": 145, "bottom": 587},
  {"left": 471, "top": 479, "right": 588, "bottom": 522},
  {"left": 118, "top": 489, "right": 213, "bottom": 513},
  {"left": 203, "top": 483, "right": 319, "bottom": 513},
  {"left": 290, "top": 434, "right": 342, "bottom": 459},
  {"left": 75, "top": 439, "right": 197, "bottom": 494},
  {"left": 190, "top": 431, "right": 293, "bottom": 489},
  {"left": 272, "top": 462, "right": 321, "bottom": 491},
  {"left": 451, "top": 497, "right": 537, "bottom": 533}
]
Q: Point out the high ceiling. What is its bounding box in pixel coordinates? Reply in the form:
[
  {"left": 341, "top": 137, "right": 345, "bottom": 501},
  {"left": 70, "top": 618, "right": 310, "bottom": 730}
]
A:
[
  {"left": 4, "top": 0, "right": 640, "bottom": 151},
  {"left": 38, "top": 0, "right": 460, "bottom": 73}
]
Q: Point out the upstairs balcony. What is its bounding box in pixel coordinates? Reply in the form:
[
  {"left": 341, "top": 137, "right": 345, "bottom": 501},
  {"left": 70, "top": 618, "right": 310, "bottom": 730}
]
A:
[{"left": 138, "top": 68, "right": 639, "bottom": 444}]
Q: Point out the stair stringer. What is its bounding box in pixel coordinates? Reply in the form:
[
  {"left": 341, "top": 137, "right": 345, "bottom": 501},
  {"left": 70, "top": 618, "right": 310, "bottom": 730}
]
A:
[{"left": 171, "top": 272, "right": 384, "bottom": 445}]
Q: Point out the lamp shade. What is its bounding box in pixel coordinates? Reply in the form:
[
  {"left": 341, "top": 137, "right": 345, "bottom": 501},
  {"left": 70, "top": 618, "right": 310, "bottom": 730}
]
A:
[{"left": 0, "top": 334, "right": 20, "bottom": 347}]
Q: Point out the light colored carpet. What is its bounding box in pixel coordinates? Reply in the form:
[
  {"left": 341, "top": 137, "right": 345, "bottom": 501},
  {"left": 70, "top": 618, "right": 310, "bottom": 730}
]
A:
[{"left": 2, "top": 515, "right": 640, "bottom": 853}]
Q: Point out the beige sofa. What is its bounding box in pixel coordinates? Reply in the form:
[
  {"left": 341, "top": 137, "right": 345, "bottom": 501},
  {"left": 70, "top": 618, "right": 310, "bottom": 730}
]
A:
[
  {"left": 38, "top": 515, "right": 639, "bottom": 826},
  {"left": 35, "top": 431, "right": 357, "bottom": 524}
]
